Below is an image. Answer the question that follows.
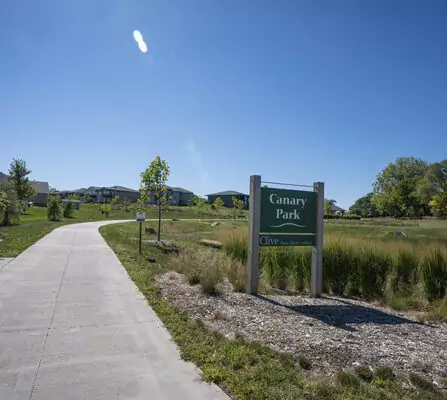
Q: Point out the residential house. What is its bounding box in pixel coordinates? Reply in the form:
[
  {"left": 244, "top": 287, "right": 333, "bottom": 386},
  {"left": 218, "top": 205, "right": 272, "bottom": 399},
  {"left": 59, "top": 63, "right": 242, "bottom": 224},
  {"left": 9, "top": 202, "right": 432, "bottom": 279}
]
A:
[
  {"left": 59, "top": 188, "right": 87, "bottom": 200},
  {"left": 330, "top": 205, "right": 346, "bottom": 216},
  {"left": 167, "top": 186, "right": 194, "bottom": 206},
  {"left": 30, "top": 181, "right": 50, "bottom": 206},
  {"left": 206, "top": 190, "right": 249, "bottom": 209},
  {"left": 0, "top": 173, "right": 49, "bottom": 206},
  {"left": 88, "top": 186, "right": 140, "bottom": 203}
]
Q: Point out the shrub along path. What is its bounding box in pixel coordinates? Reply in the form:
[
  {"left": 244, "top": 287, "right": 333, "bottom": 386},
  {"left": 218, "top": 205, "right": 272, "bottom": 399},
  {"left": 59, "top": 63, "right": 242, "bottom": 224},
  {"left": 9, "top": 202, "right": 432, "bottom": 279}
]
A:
[{"left": 0, "top": 221, "right": 228, "bottom": 400}]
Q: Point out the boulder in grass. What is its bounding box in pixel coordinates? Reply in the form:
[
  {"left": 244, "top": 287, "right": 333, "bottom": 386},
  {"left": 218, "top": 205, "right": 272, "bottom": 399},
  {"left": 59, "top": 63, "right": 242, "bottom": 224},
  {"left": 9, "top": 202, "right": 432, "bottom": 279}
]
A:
[
  {"left": 395, "top": 231, "right": 407, "bottom": 238},
  {"left": 199, "top": 239, "right": 222, "bottom": 249},
  {"left": 147, "top": 240, "right": 180, "bottom": 253}
]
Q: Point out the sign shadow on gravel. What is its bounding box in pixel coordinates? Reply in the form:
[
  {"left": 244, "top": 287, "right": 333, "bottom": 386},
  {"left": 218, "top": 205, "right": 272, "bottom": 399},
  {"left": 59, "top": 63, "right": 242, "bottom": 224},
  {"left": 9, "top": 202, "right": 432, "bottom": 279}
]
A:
[{"left": 256, "top": 295, "right": 427, "bottom": 332}]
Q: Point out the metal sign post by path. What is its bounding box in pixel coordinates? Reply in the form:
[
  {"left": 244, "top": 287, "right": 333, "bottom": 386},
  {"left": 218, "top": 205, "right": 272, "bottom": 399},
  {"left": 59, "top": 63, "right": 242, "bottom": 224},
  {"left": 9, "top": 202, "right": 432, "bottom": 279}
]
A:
[
  {"left": 246, "top": 176, "right": 324, "bottom": 297},
  {"left": 136, "top": 212, "right": 146, "bottom": 254}
]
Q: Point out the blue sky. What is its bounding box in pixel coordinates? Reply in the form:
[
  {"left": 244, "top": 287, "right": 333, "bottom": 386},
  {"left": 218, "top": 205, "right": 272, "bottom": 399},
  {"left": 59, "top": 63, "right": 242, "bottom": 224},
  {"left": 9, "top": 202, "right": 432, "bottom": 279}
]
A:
[{"left": 1, "top": 0, "right": 446, "bottom": 208}]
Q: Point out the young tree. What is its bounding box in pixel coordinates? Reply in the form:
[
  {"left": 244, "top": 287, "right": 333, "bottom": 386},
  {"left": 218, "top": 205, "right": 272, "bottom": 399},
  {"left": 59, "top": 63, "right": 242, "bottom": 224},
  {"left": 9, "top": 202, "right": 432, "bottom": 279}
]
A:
[
  {"left": 121, "top": 198, "right": 131, "bottom": 212},
  {"left": 111, "top": 196, "right": 120, "bottom": 210},
  {"left": 231, "top": 196, "right": 244, "bottom": 219},
  {"left": 191, "top": 195, "right": 209, "bottom": 219},
  {"left": 8, "top": 158, "right": 35, "bottom": 210},
  {"left": 99, "top": 204, "right": 111, "bottom": 218},
  {"left": 212, "top": 197, "right": 224, "bottom": 216},
  {"left": 47, "top": 195, "right": 62, "bottom": 221},
  {"left": 63, "top": 200, "right": 74, "bottom": 218},
  {"left": 0, "top": 181, "right": 18, "bottom": 226},
  {"left": 140, "top": 156, "right": 170, "bottom": 241}
]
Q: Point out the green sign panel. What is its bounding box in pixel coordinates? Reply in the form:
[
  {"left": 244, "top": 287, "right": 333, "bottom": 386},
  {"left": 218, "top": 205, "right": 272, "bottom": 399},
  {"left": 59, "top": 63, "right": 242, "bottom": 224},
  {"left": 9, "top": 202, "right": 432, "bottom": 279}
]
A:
[
  {"left": 260, "top": 234, "right": 315, "bottom": 247},
  {"left": 260, "top": 187, "right": 316, "bottom": 246}
]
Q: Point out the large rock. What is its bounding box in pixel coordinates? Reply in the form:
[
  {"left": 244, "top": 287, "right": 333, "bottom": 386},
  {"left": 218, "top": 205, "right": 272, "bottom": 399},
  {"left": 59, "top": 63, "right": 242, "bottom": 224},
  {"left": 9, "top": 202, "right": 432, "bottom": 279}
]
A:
[
  {"left": 146, "top": 240, "right": 179, "bottom": 253},
  {"left": 199, "top": 239, "right": 222, "bottom": 249}
]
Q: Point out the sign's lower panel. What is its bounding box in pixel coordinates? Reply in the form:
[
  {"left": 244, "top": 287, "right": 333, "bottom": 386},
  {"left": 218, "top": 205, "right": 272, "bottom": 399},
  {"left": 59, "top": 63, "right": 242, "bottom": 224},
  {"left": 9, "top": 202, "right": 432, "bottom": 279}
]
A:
[{"left": 259, "top": 234, "right": 316, "bottom": 247}]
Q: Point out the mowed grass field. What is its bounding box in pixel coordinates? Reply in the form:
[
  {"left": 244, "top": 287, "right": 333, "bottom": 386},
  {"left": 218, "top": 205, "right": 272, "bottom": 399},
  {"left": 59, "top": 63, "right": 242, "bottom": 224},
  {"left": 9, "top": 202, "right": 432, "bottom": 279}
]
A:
[
  {"left": 0, "top": 204, "right": 243, "bottom": 257},
  {"left": 324, "top": 217, "right": 447, "bottom": 244}
]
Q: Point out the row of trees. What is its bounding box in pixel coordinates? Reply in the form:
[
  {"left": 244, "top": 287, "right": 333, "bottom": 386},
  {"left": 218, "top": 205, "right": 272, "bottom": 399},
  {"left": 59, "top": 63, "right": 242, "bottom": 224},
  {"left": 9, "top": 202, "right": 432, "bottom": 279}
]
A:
[
  {"left": 0, "top": 159, "right": 36, "bottom": 225},
  {"left": 350, "top": 157, "right": 447, "bottom": 218}
]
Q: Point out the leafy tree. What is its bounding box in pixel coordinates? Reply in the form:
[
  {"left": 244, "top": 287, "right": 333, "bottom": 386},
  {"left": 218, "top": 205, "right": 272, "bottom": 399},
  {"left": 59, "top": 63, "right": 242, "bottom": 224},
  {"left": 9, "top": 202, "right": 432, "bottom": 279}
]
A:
[
  {"left": 121, "top": 198, "right": 131, "bottom": 212},
  {"left": 417, "top": 159, "right": 447, "bottom": 217},
  {"left": 99, "top": 204, "right": 111, "bottom": 217},
  {"left": 212, "top": 197, "right": 224, "bottom": 216},
  {"left": 372, "top": 157, "right": 428, "bottom": 218},
  {"left": 324, "top": 199, "right": 336, "bottom": 215},
  {"left": 83, "top": 194, "right": 91, "bottom": 203},
  {"left": 111, "top": 196, "right": 120, "bottom": 210},
  {"left": 8, "top": 158, "right": 35, "bottom": 210},
  {"left": 429, "top": 195, "right": 447, "bottom": 218},
  {"left": 140, "top": 156, "right": 170, "bottom": 241},
  {"left": 63, "top": 200, "right": 74, "bottom": 218},
  {"left": 190, "top": 195, "right": 209, "bottom": 219},
  {"left": 47, "top": 195, "right": 62, "bottom": 221},
  {"left": 0, "top": 181, "right": 18, "bottom": 226},
  {"left": 135, "top": 198, "right": 147, "bottom": 212},
  {"left": 231, "top": 196, "right": 244, "bottom": 219},
  {"left": 349, "top": 193, "right": 379, "bottom": 217}
]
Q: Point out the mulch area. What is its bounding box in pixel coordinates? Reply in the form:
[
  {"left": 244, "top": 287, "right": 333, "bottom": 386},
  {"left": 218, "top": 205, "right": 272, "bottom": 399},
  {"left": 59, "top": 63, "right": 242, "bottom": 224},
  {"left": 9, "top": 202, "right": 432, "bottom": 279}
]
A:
[{"left": 156, "top": 271, "right": 447, "bottom": 389}]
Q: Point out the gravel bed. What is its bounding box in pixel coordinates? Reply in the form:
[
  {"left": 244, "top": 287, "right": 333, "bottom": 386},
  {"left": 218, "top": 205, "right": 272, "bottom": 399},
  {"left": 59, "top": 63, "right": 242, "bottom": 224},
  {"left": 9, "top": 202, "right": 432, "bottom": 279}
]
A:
[{"left": 156, "top": 271, "right": 447, "bottom": 389}]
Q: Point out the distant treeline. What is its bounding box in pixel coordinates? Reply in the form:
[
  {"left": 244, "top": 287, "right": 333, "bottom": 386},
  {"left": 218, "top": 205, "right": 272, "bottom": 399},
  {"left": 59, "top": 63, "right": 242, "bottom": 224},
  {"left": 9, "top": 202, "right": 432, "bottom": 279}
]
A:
[{"left": 349, "top": 157, "right": 447, "bottom": 219}]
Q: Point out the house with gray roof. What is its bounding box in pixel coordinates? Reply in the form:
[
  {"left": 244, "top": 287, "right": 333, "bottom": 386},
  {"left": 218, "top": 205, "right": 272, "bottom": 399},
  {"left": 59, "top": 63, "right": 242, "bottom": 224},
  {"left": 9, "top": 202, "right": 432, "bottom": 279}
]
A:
[
  {"left": 330, "top": 205, "right": 346, "bottom": 215},
  {"left": 206, "top": 190, "right": 249, "bottom": 209},
  {"left": 0, "top": 173, "right": 50, "bottom": 206},
  {"left": 167, "top": 186, "right": 194, "bottom": 206},
  {"left": 29, "top": 181, "right": 50, "bottom": 206},
  {"left": 88, "top": 185, "right": 140, "bottom": 203}
]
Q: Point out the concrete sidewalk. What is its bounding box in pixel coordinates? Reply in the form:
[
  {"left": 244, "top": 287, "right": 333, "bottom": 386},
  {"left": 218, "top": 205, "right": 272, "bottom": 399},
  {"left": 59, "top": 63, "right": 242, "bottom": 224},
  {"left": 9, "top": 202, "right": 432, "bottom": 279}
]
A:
[{"left": 0, "top": 221, "right": 229, "bottom": 400}]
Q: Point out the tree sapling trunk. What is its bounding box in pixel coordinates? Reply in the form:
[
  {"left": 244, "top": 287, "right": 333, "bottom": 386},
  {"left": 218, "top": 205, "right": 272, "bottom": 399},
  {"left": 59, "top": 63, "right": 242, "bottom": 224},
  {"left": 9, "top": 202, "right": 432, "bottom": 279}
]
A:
[{"left": 158, "top": 201, "right": 162, "bottom": 241}]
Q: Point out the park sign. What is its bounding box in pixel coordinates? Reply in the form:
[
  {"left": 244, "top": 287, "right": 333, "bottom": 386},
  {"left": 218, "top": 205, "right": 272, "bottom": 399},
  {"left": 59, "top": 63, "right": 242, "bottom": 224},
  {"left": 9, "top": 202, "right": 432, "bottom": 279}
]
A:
[
  {"left": 260, "top": 187, "right": 317, "bottom": 246},
  {"left": 136, "top": 212, "right": 146, "bottom": 222},
  {"left": 246, "top": 176, "right": 324, "bottom": 298}
]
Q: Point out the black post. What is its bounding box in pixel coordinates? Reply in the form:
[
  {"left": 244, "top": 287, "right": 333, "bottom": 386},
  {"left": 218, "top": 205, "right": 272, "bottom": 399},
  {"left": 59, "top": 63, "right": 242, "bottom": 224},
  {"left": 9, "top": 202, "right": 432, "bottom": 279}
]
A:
[{"left": 139, "top": 221, "right": 142, "bottom": 254}]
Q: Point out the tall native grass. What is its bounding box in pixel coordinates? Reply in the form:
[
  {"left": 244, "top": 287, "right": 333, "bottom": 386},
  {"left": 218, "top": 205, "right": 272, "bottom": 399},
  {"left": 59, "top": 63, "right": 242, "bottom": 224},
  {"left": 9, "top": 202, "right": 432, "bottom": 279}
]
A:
[
  {"left": 171, "top": 247, "right": 246, "bottom": 294},
  {"left": 222, "top": 230, "right": 447, "bottom": 315}
]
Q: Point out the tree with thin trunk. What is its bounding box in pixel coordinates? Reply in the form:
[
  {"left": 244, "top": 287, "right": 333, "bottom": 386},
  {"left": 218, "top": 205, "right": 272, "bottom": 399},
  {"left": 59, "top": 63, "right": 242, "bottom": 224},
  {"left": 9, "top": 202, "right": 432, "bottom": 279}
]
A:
[
  {"left": 8, "top": 158, "right": 35, "bottom": 211},
  {"left": 0, "top": 181, "right": 18, "bottom": 226},
  {"left": 47, "top": 195, "right": 62, "bottom": 221},
  {"left": 212, "top": 197, "right": 224, "bottom": 216},
  {"left": 140, "top": 156, "right": 170, "bottom": 241},
  {"left": 191, "top": 195, "right": 210, "bottom": 220}
]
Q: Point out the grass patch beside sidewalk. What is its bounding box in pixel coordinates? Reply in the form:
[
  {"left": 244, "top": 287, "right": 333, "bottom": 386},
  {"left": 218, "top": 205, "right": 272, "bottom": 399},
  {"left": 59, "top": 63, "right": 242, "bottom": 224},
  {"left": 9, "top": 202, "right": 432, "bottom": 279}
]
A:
[{"left": 100, "top": 222, "right": 443, "bottom": 400}]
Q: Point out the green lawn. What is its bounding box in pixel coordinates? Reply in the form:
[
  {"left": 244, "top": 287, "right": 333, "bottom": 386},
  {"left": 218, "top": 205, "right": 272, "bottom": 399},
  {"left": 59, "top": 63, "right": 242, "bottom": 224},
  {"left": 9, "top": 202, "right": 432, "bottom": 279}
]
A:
[
  {"left": 324, "top": 218, "right": 447, "bottom": 244},
  {"left": 100, "top": 220, "right": 444, "bottom": 400},
  {"left": 0, "top": 204, "right": 243, "bottom": 257}
]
